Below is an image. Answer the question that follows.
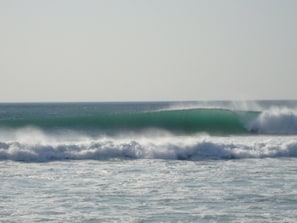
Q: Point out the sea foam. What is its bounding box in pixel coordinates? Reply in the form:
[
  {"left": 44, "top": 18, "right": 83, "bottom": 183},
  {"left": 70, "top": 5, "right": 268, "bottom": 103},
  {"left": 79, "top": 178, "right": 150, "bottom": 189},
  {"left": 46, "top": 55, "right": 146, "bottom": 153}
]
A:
[
  {"left": 1, "top": 129, "right": 297, "bottom": 162},
  {"left": 248, "top": 107, "right": 297, "bottom": 134}
]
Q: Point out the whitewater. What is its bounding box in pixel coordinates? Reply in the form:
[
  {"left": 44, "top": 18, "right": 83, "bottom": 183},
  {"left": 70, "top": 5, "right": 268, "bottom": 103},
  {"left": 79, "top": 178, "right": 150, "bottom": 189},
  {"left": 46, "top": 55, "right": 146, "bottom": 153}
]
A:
[{"left": 1, "top": 101, "right": 297, "bottom": 222}]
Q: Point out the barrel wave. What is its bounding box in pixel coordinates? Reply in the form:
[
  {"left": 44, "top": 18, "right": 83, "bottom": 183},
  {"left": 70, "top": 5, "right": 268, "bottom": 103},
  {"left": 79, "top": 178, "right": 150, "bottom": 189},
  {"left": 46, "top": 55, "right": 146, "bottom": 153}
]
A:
[
  {"left": 0, "top": 108, "right": 256, "bottom": 135},
  {"left": 1, "top": 102, "right": 297, "bottom": 135}
]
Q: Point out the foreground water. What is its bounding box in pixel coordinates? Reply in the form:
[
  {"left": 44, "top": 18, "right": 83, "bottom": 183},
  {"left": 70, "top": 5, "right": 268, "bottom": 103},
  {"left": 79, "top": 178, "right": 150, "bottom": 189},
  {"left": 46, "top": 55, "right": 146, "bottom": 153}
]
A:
[{"left": 1, "top": 158, "right": 297, "bottom": 222}]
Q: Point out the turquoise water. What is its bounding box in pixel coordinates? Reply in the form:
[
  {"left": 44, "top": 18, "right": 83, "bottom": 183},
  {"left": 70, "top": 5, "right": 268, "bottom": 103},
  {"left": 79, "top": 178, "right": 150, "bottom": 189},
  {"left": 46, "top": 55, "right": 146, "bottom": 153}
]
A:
[
  {"left": 0, "top": 103, "right": 255, "bottom": 135},
  {"left": 1, "top": 101, "right": 297, "bottom": 222}
]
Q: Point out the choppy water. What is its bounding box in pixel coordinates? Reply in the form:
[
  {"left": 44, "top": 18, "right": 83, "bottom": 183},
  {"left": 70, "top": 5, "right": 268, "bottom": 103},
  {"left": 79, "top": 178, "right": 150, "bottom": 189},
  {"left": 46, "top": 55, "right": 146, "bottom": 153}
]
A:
[{"left": 1, "top": 159, "right": 297, "bottom": 222}]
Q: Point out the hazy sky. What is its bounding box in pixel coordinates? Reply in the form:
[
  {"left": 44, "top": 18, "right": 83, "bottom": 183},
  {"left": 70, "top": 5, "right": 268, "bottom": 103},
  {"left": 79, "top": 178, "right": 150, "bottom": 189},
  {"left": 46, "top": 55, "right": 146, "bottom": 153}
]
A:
[{"left": 0, "top": 0, "right": 296, "bottom": 102}]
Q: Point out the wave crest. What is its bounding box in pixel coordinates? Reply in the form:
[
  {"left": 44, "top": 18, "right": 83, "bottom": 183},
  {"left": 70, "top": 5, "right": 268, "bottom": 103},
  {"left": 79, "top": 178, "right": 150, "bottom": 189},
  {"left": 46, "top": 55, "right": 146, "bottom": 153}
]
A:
[{"left": 1, "top": 134, "right": 297, "bottom": 162}]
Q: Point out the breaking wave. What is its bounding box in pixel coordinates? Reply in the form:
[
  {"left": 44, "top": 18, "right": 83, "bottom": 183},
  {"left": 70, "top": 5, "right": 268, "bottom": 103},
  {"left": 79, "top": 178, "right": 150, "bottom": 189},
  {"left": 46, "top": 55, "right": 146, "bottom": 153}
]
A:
[
  {"left": 1, "top": 129, "right": 297, "bottom": 162},
  {"left": 248, "top": 107, "right": 297, "bottom": 134}
]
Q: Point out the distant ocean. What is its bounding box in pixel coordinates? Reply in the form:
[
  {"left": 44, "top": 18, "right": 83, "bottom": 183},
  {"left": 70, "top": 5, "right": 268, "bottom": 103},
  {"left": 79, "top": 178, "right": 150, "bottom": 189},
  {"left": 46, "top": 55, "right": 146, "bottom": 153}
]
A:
[{"left": 1, "top": 101, "right": 297, "bottom": 222}]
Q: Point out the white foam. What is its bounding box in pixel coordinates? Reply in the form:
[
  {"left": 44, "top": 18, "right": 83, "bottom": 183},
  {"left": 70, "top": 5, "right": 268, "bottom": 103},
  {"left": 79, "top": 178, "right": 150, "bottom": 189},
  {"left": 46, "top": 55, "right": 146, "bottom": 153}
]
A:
[
  {"left": 248, "top": 107, "right": 297, "bottom": 134},
  {"left": 1, "top": 131, "right": 297, "bottom": 162}
]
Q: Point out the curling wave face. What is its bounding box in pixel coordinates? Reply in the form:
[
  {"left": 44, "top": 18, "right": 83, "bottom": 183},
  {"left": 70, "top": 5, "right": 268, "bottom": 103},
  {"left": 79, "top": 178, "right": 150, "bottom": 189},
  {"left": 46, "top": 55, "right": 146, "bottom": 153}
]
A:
[
  {"left": 0, "top": 108, "right": 251, "bottom": 134},
  {"left": 1, "top": 106, "right": 297, "bottom": 135}
]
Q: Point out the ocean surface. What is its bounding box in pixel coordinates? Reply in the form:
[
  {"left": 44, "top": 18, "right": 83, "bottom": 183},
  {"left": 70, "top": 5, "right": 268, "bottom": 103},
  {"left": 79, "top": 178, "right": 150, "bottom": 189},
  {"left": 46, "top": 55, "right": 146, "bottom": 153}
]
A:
[{"left": 1, "top": 101, "right": 297, "bottom": 222}]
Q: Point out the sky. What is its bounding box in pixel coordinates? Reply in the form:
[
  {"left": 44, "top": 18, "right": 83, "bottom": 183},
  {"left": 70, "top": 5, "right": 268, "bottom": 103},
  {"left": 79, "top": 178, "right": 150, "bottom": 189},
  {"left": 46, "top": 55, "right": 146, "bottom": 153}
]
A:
[{"left": 0, "top": 0, "right": 296, "bottom": 102}]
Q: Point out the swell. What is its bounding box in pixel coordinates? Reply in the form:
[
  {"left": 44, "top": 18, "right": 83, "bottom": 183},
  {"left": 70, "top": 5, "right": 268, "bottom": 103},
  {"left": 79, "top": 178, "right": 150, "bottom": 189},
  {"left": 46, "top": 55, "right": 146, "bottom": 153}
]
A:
[{"left": 0, "top": 108, "right": 254, "bottom": 135}]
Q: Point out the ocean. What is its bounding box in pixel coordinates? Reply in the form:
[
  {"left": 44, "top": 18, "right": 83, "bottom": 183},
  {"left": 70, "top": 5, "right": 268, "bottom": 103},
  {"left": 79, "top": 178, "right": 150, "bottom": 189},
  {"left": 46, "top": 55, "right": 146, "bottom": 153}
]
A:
[{"left": 1, "top": 101, "right": 297, "bottom": 222}]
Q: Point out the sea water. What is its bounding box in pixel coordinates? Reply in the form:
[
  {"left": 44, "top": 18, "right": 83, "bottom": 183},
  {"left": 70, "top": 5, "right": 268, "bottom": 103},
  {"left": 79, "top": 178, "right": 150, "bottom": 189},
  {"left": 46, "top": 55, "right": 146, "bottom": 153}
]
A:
[{"left": 1, "top": 101, "right": 297, "bottom": 222}]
